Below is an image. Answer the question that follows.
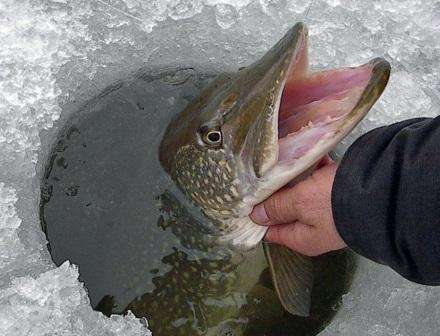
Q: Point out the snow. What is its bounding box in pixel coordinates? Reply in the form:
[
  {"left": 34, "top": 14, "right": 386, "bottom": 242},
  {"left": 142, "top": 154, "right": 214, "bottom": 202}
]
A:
[{"left": 0, "top": 0, "right": 439, "bottom": 335}]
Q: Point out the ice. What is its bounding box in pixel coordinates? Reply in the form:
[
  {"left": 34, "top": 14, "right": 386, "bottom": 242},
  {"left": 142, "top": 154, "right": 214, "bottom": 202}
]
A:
[
  {"left": 0, "top": 262, "right": 148, "bottom": 336},
  {"left": 1, "top": 0, "right": 440, "bottom": 335},
  {"left": 319, "top": 259, "right": 440, "bottom": 336},
  {"left": 213, "top": 4, "right": 240, "bottom": 29}
]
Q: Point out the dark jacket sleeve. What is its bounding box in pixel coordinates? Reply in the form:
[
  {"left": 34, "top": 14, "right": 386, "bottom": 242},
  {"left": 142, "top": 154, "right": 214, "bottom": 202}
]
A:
[{"left": 332, "top": 116, "right": 440, "bottom": 285}]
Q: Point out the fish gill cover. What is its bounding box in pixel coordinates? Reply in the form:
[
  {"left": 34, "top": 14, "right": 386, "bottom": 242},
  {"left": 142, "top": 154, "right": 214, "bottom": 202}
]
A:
[{"left": 0, "top": 0, "right": 440, "bottom": 335}]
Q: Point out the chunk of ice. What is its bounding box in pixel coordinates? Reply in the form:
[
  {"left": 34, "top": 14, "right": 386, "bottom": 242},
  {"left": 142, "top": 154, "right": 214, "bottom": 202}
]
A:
[{"left": 0, "top": 262, "right": 149, "bottom": 336}]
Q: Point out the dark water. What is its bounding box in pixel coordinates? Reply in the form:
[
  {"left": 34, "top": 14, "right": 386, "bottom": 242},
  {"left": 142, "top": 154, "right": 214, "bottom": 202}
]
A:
[{"left": 40, "top": 68, "right": 356, "bottom": 336}]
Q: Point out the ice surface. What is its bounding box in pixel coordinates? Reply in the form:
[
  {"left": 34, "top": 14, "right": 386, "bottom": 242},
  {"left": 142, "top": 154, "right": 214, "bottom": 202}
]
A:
[
  {"left": 1, "top": 0, "right": 440, "bottom": 335},
  {"left": 0, "top": 262, "right": 147, "bottom": 336}
]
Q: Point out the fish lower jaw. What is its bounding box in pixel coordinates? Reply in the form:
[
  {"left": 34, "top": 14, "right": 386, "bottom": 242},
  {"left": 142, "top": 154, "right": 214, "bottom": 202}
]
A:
[{"left": 252, "top": 113, "right": 360, "bottom": 205}]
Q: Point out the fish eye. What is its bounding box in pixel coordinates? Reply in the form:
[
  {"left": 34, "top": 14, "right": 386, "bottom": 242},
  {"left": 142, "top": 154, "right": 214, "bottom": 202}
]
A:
[
  {"left": 199, "top": 126, "right": 223, "bottom": 147},
  {"left": 207, "top": 131, "right": 221, "bottom": 143}
]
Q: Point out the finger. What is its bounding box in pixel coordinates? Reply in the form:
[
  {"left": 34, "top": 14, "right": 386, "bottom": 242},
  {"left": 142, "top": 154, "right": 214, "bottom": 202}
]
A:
[
  {"left": 265, "top": 222, "right": 321, "bottom": 256},
  {"left": 250, "top": 185, "right": 304, "bottom": 225}
]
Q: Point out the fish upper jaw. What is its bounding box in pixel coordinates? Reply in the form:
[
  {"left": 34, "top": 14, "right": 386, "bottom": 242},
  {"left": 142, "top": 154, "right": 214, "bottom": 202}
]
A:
[{"left": 234, "top": 23, "right": 309, "bottom": 181}]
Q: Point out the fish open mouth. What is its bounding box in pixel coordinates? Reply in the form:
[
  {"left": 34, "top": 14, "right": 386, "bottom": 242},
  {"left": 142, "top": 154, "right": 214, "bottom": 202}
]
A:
[
  {"left": 271, "top": 27, "right": 390, "bottom": 180},
  {"left": 233, "top": 25, "right": 389, "bottom": 249},
  {"left": 279, "top": 64, "right": 372, "bottom": 163}
]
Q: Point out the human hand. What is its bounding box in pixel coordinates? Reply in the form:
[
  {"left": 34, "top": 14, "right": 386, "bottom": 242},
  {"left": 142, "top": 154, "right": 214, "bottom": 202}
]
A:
[{"left": 250, "top": 160, "right": 346, "bottom": 256}]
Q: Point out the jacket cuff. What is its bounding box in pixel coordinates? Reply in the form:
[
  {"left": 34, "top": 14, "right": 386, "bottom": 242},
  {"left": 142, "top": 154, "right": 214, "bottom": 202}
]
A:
[{"left": 330, "top": 132, "right": 389, "bottom": 266}]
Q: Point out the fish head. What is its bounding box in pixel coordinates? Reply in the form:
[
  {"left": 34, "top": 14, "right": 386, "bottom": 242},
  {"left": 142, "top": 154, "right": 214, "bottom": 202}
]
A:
[{"left": 159, "top": 22, "right": 390, "bottom": 250}]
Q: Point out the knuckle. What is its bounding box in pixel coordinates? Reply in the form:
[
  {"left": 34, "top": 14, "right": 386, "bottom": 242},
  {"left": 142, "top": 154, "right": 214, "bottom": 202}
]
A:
[
  {"left": 289, "top": 226, "right": 302, "bottom": 246},
  {"left": 286, "top": 225, "right": 305, "bottom": 252},
  {"left": 265, "top": 194, "right": 288, "bottom": 223},
  {"left": 268, "top": 225, "right": 282, "bottom": 244}
]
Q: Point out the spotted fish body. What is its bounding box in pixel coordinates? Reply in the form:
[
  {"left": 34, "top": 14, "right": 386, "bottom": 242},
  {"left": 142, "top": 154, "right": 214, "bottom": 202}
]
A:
[
  {"left": 172, "top": 145, "right": 242, "bottom": 220},
  {"left": 131, "top": 22, "right": 390, "bottom": 335},
  {"left": 125, "top": 192, "right": 267, "bottom": 336}
]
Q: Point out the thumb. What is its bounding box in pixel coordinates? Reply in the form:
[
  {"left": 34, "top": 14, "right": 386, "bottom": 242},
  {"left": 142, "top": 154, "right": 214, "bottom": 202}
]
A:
[{"left": 250, "top": 185, "right": 304, "bottom": 225}]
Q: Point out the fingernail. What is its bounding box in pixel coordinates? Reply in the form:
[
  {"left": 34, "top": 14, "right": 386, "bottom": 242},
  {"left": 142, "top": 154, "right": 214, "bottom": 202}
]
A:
[{"left": 250, "top": 203, "right": 269, "bottom": 225}]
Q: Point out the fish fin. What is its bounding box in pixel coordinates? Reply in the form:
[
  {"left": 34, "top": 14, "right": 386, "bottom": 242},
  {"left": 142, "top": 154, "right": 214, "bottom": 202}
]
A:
[
  {"left": 217, "top": 217, "right": 268, "bottom": 250},
  {"left": 263, "top": 242, "right": 313, "bottom": 317}
]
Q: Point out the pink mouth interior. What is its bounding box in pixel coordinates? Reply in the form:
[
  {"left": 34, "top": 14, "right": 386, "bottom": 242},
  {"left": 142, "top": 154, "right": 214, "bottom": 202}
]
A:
[{"left": 277, "top": 45, "right": 372, "bottom": 163}]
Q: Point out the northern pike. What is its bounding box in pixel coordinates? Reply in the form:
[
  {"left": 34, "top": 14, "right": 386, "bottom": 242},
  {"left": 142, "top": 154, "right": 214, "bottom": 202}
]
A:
[{"left": 126, "top": 22, "right": 390, "bottom": 335}]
